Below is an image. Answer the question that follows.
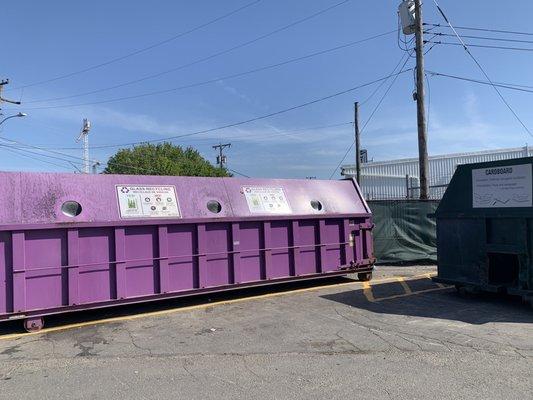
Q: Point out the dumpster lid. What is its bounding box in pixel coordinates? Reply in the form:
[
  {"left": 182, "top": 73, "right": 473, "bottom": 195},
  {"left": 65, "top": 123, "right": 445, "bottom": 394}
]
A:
[
  {"left": 0, "top": 171, "right": 370, "bottom": 226},
  {"left": 436, "top": 156, "right": 533, "bottom": 217}
]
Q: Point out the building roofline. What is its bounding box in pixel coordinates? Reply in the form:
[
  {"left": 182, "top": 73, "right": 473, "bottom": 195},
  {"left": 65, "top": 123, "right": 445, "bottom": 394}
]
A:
[{"left": 342, "top": 146, "right": 529, "bottom": 169}]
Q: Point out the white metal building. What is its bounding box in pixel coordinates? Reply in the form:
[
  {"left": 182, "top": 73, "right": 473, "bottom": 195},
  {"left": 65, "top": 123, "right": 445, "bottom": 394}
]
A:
[{"left": 342, "top": 146, "right": 532, "bottom": 200}]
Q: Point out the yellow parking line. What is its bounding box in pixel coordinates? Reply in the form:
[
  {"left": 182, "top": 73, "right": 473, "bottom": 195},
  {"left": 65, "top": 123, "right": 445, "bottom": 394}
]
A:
[
  {"left": 361, "top": 272, "right": 449, "bottom": 303},
  {"left": 0, "top": 279, "right": 366, "bottom": 341},
  {"left": 425, "top": 272, "right": 446, "bottom": 288},
  {"left": 373, "top": 272, "right": 436, "bottom": 284},
  {"left": 363, "top": 273, "right": 438, "bottom": 303},
  {"left": 362, "top": 282, "right": 375, "bottom": 302},
  {"left": 370, "top": 286, "right": 451, "bottom": 302},
  {"left": 0, "top": 272, "right": 440, "bottom": 342},
  {"left": 396, "top": 277, "right": 413, "bottom": 295}
]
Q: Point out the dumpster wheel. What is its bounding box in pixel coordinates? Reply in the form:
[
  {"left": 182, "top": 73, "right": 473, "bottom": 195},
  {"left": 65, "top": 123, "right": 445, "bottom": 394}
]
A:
[
  {"left": 358, "top": 272, "right": 373, "bottom": 282},
  {"left": 23, "top": 317, "right": 44, "bottom": 333}
]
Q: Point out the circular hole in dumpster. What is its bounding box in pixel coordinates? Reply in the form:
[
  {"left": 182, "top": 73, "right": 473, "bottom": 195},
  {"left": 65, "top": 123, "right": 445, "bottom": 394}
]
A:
[
  {"left": 61, "top": 201, "right": 82, "bottom": 217},
  {"left": 207, "top": 200, "right": 222, "bottom": 213},
  {"left": 310, "top": 200, "right": 323, "bottom": 211}
]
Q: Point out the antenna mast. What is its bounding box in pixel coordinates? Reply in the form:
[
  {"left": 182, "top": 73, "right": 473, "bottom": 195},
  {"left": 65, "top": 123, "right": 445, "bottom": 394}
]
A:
[{"left": 76, "top": 119, "right": 91, "bottom": 174}]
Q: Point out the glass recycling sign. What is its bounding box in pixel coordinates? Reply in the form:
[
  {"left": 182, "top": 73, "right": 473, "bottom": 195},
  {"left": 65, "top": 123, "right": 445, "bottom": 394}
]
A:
[
  {"left": 242, "top": 186, "right": 292, "bottom": 214},
  {"left": 116, "top": 185, "right": 181, "bottom": 218}
]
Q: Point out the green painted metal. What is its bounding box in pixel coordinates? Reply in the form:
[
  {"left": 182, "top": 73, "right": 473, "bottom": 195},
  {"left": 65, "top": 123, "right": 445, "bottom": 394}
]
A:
[
  {"left": 369, "top": 200, "right": 438, "bottom": 264},
  {"left": 434, "top": 157, "right": 533, "bottom": 302}
]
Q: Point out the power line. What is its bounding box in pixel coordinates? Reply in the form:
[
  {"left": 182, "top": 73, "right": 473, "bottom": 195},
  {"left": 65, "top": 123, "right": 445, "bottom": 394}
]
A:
[
  {"left": 431, "top": 0, "right": 533, "bottom": 138},
  {"left": 0, "top": 138, "right": 135, "bottom": 171},
  {"left": 4, "top": 135, "right": 236, "bottom": 176},
  {"left": 29, "top": 122, "right": 354, "bottom": 150},
  {"left": 428, "top": 32, "right": 533, "bottom": 45},
  {"left": 426, "top": 40, "right": 533, "bottom": 52},
  {"left": 0, "top": 141, "right": 86, "bottom": 166},
  {"left": 424, "top": 22, "right": 533, "bottom": 37},
  {"left": 62, "top": 68, "right": 414, "bottom": 150},
  {"left": 9, "top": 1, "right": 262, "bottom": 91},
  {"left": 21, "top": 0, "right": 351, "bottom": 102},
  {"left": 0, "top": 144, "right": 74, "bottom": 170},
  {"left": 0, "top": 71, "right": 414, "bottom": 157},
  {"left": 229, "top": 168, "right": 250, "bottom": 178},
  {"left": 360, "top": 46, "right": 412, "bottom": 106},
  {"left": 328, "top": 53, "right": 413, "bottom": 179},
  {"left": 2, "top": 72, "right": 413, "bottom": 176},
  {"left": 24, "top": 29, "right": 397, "bottom": 108},
  {"left": 229, "top": 121, "right": 353, "bottom": 143},
  {"left": 425, "top": 72, "right": 432, "bottom": 135},
  {"left": 212, "top": 122, "right": 353, "bottom": 142},
  {"left": 0, "top": 135, "right": 94, "bottom": 163},
  {"left": 3, "top": 71, "right": 412, "bottom": 175},
  {"left": 423, "top": 34, "right": 440, "bottom": 55},
  {"left": 0, "top": 135, "right": 159, "bottom": 174},
  {"left": 0, "top": 122, "right": 355, "bottom": 175},
  {"left": 426, "top": 70, "right": 533, "bottom": 93}
]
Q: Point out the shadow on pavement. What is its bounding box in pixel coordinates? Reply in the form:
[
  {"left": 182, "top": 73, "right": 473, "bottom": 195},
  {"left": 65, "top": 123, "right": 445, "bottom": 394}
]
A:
[
  {"left": 0, "top": 276, "right": 353, "bottom": 336},
  {"left": 321, "top": 277, "right": 533, "bottom": 325}
]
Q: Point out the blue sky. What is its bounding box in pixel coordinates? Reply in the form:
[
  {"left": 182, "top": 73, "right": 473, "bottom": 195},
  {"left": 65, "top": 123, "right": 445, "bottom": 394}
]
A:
[{"left": 1, "top": 0, "right": 533, "bottom": 178}]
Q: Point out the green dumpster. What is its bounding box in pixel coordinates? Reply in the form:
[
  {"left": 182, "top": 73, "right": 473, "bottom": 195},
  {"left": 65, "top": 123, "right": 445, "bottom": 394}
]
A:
[{"left": 433, "top": 157, "right": 533, "bottom": 304}]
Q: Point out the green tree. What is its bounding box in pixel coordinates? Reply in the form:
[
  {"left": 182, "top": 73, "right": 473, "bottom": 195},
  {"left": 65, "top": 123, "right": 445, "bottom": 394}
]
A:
[{"left": 103, "top": 142, "right": 230, "bottom": 177}]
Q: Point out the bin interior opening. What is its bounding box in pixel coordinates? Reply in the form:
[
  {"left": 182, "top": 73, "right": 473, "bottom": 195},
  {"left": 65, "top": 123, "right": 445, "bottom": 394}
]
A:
[{"left": 487, "top": 252, "right": 519, "bottom": 286}]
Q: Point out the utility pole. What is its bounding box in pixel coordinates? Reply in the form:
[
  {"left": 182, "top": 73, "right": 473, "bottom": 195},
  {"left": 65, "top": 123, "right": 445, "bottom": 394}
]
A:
[
  {"left": 414, "top": 0, "right": 429, "bottom": 199},
  {"left": 213, "top": 143, "right": 231, "bottom": 170},
  {"left": 354, "top": 101, "right": 361, "bottom": 185}
]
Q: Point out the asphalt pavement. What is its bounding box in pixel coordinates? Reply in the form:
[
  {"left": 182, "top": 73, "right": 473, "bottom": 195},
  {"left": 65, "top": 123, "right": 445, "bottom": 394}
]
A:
[{"left": 0, "top": 265, "right": 531, "bottom": 400}]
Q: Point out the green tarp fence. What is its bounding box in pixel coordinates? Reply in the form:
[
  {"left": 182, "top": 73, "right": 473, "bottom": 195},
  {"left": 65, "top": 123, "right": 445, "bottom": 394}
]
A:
[{"left": 368, "top": 200, "right": 439, "bottom": 264}]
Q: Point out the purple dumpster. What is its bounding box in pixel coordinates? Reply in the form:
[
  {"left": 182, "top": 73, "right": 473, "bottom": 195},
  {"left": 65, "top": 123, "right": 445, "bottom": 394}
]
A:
[{"left": 0, "top": 172, "right": 374, "bottom": 331}]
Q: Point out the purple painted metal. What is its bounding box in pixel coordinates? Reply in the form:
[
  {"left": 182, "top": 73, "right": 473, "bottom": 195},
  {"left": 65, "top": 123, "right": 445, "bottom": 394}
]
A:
[{"left": 0, "top": 172, "right": 374, "bottom": 323}]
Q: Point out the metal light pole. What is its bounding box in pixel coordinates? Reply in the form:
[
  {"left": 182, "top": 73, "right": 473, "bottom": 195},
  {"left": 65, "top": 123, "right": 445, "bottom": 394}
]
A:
[{"left": 0, "top": 112, "right": 27, "bottom": 126}]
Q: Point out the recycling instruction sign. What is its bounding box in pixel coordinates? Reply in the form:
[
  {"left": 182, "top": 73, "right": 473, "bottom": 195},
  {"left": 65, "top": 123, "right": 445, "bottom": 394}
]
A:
[
  {"left": 472, "top": 164, "right": 532, "bottom": 208},
  {"left": 243, "top": 186, "right": 292, "bottom": 214},
  {"left": 116, "top": 185, "right": 181, "bottom": 218}
]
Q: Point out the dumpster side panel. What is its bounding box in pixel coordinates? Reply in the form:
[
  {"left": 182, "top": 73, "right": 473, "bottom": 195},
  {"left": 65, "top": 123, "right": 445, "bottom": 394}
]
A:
[
  {"left": 78, "top": 227, "right": 115, "bottom": 304},
  {"left": 203, "top": 223, "right": 232, "bottom": 288},
  {"left": 437, "top": 218, "right": 486, "bottom": 284},
  {"left": 527, "top": 219, "right": 533, "bottom": 290},
  {"left": 238, "top": 221, "right": 263, "bottom": 283},
  {"left": 296, "top": 220, "right": 319, "bottom": 275},
  {"left": 24, "top": 229, "right": 68, "bottom": 311},
  {"left": 0, "top": 232, "right": 13, "bottom": 314},
  {"left": 124, "top": 226, "right": 159, "bottom": 298},
  {"left": 269, "top": 221, "right": 292, "bottom": 279},
  {"left": 167, "top": 224, "right": 197, "bottom": 292},
  {"left": 323, "top": 219, "right": 343, "bottom": 272}
]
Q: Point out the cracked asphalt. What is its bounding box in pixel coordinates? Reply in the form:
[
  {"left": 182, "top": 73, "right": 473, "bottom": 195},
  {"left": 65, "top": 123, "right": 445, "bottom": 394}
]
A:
[{"left": 0, "top": 265, "right": 532, "bottom": 399}]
